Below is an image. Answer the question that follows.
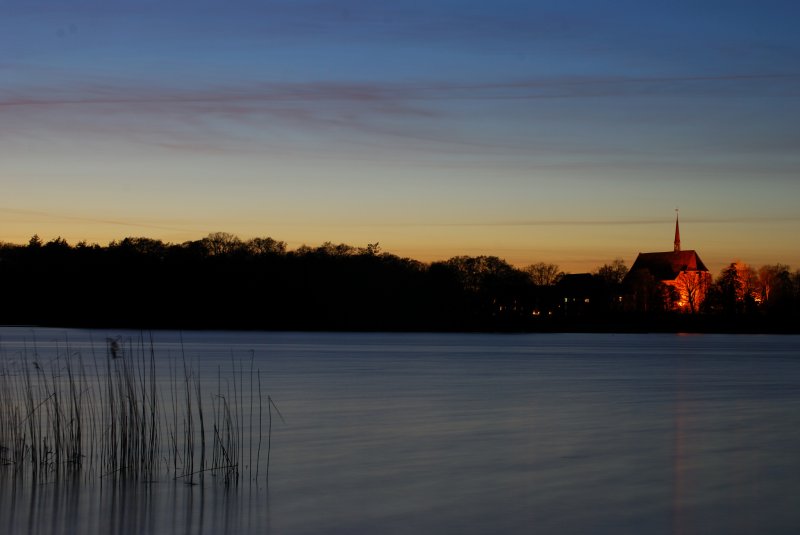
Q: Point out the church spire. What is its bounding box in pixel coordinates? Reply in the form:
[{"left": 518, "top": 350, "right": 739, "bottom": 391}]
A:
[{"left": 674, "top": 209, "right": 681, "bottom": 252}]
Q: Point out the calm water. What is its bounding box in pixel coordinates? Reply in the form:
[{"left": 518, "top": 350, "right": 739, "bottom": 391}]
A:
[{"left": 1, "top": 328, "right": 799, "bottom": 534}]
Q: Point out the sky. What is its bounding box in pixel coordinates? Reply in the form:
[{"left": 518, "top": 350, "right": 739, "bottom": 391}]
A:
[{"left": 2, "top": 0, "right": 799, "bottom": 273}]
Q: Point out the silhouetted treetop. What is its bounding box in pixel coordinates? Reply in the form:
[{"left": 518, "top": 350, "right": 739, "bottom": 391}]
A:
[
  {"left": 594, "top": 258, "right": 628, "bottom": 285},
  {"left": 110, "top": 237, "right": 168, "bottom": 256},
  {"left": 524, "top": 262, "right": 564, "bottom": 286},
  {"left": 246, "top": 237, "right": 286, "bottom": 255},
  {"left": 202, "top": 232, "right": 243, "bottom": 256}
]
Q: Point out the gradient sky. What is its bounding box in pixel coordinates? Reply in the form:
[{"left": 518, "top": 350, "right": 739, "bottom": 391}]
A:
[{"left": 2, "top": 0, "right": 799, "bottom": 273}]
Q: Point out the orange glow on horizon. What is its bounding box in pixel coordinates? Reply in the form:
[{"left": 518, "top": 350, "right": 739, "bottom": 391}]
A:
[{"left": 2, "top": 215, "right": 799, "bottom": 277}]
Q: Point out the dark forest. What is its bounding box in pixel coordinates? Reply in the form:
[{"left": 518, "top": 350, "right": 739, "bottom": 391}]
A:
[{"left": 1, "top": 233, "right": 798, "bottom": 332}]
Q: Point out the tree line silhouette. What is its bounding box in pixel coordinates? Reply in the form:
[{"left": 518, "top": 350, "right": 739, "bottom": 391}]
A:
[{"left": 1, "top": 233, "right": 798, "bottom": 332}]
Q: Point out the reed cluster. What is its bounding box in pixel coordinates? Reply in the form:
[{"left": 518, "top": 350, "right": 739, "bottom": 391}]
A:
[{"left": 0, "top": 336, "right": 279, "bottom": 487}]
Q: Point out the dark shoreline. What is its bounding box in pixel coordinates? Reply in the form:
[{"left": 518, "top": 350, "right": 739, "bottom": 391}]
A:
[
  {"left": 5, "top": 315, "right": 798, "bottom": 335},
  {"left": 3, "top": 236, "right": 798, "bottom": 335}
]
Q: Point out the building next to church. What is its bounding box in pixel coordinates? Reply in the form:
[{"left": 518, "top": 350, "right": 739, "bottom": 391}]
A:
[{"left": 624, "top": 214, "right": 712, "bottom": 313}]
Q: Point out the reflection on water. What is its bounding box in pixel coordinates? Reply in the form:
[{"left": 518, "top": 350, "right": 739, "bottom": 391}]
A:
[
  {"left": 1, "top": 329, "right": 800, "bottom": 535},
  {"left": 0, "top": 474, "right": 270, "bottom": 535}
]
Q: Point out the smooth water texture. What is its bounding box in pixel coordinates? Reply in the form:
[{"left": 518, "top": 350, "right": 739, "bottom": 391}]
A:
[{"left": 1, "top": 328, "right": 799, "bottom": 534}]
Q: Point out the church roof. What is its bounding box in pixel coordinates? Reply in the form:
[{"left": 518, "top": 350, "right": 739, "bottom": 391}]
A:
[{"left": 626, "top": 250, "right": 709, "bottom": 282}]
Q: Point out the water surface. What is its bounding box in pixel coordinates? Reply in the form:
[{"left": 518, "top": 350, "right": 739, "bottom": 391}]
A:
[{"left": 1, "top": 329, "right": 799, "bottom": 534}]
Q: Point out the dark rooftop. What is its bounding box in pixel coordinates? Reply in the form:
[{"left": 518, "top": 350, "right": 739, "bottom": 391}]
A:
[{"left": 626, "top": 250, "right": 709, "bottom": 282}]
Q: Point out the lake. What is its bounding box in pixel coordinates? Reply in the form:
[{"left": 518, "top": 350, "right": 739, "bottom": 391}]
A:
[{"left": 1, "top": 328, "right": 799, "bottom": 534}]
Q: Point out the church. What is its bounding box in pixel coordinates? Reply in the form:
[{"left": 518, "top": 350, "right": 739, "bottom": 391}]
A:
[{"left": 624, "top": 213, "right": 711, "bottom": 312}]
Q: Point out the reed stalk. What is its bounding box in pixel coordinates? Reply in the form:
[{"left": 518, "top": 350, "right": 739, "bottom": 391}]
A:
[{"left": 0, "top": 335, "right": 274, "bottom": 488}]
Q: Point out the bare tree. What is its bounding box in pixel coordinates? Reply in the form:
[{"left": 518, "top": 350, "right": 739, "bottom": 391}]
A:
[
  {"left": 524, "top": 262, "right": 564, "bottom": 286},
  {"left": 710, "top": 262, "right": 758, "bottom": 314},
  {"left": 595, "top": 258, "right": 628, "bottom": 285},
  {"left": 733, "top": 261, "right": 758, "bottom": 303},
  {"left": 246, "top": 237, "right": 286, "bottom": 255},
  {"left": 627, "top": 269, "right": 670, "bottom": 313},
  {"left": 675, "top": 271, "right": 712, "bottom": 313},
  {"left": 316, "top": 242, "right": 357, "bottom": 256},
  {"left": 757, "top": 264, "right": 790, "bottom": 304},
  {"left": 444, "top": 256, "right": 519, "bottom": 292},
  {"left": 202, "top": 232, "right": 242, "bottom": 256},
  {"left": 113, "top": 237, "right": 168, "bottom": 256}
]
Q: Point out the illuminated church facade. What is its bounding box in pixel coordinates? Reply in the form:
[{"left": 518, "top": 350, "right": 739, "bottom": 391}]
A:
[{"left": 624, "top": 214, "right": 712, "bottom": 313}]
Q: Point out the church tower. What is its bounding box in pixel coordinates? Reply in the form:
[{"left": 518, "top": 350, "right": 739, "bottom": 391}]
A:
[{"left": 624, "top": 210, "right": 710, "bottom": 313}]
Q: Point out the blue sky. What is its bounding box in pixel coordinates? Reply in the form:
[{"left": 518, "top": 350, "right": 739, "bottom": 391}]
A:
[{"left": 2, "top": 0, "right": 799, "bottom": 272}]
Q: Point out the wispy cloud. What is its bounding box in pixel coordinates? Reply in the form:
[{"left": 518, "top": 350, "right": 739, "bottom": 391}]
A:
[
  {"left": 0, "top": 206, "right": 203, "bottom": 235},
  {"left": 2, "top": 72, "right": 798, "bottom": 159},
  {"left": 2, "top": 73, "right": 797, "bottom": 109},
  {"left": 367, "top": 216, "right": 800, "bottom": 228}
]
